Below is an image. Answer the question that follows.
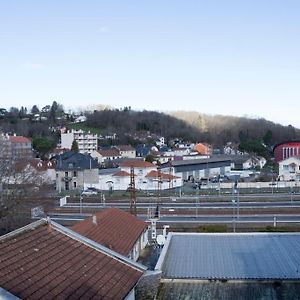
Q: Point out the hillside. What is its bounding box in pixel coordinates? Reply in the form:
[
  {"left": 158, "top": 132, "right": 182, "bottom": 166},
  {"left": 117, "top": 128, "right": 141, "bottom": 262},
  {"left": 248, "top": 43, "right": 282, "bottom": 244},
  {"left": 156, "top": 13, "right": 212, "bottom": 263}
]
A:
[{"left": 169, "top": 111, "right": 300, "bottom": 148}]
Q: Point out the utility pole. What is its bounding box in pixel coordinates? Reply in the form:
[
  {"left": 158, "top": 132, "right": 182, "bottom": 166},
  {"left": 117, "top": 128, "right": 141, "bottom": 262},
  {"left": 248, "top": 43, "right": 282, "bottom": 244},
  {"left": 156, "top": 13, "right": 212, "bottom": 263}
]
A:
[{"left": 129, "top": 166, "right": 137, "bottom": 216}]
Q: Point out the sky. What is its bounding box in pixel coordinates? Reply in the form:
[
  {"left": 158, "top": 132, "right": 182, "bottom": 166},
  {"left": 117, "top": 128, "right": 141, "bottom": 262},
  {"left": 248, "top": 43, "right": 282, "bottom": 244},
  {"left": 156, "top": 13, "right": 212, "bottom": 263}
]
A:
[{"left": 1, "top": 1, "right": 300, "bottom": 127}]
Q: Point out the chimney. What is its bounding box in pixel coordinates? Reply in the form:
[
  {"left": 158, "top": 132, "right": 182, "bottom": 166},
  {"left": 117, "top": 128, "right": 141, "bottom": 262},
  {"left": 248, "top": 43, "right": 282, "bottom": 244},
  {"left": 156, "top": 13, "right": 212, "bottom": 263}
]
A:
[{"left": 92, "top": 215, "right": 97, "bottom": 225}]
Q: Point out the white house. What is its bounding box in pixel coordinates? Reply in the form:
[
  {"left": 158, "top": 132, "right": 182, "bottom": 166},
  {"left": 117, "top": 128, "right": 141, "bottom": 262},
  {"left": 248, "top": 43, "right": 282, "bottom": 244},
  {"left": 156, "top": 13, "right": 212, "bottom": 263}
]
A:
[
  {"left": 278, "top": 156, "right": 300, "bottom": 181},
  {"left": 115, "top": 145, "right": 136, "bottom": 159}
]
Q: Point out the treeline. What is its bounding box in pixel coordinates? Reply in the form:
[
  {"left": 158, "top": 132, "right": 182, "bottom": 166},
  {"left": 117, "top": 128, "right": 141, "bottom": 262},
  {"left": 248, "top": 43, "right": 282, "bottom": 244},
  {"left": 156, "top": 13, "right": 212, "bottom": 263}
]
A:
[
  {"left": 170, "top": 111, "right": 300, "bottom": 148},
  {"left": 86, "top": 108, "right": 203, "bottom": 143}
]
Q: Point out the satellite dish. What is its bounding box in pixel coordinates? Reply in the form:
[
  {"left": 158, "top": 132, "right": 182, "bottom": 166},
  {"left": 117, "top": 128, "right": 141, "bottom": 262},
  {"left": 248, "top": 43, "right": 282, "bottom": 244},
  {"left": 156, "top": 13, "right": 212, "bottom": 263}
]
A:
[{"left": 157, "top": 234, "right": 166, "bottom": 246}]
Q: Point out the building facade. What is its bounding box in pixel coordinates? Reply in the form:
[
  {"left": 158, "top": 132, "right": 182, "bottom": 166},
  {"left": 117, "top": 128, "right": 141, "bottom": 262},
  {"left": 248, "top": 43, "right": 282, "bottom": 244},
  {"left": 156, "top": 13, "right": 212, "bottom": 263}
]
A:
[
  {"left": 61, "top": 129, "right": 98, "bottom": 154},
  {"left": 273, "top": 141, "right": 300, "bottom": 163},
  {"left": 278, "top": 156, "right": 300, "bottom": 181},
  {"left": 55, "top": 151, "right": 98, "bottom": 192}
]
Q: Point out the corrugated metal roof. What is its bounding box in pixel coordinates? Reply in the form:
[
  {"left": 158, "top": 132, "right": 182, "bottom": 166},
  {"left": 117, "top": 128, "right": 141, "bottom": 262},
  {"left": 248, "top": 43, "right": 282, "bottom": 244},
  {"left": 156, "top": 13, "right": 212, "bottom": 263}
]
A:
[
  {"left": 157, "top": 281, "right": 300, "bottom": 300},
  {"left": 160, "top": 233, "right": 300, "bottom": 280}
]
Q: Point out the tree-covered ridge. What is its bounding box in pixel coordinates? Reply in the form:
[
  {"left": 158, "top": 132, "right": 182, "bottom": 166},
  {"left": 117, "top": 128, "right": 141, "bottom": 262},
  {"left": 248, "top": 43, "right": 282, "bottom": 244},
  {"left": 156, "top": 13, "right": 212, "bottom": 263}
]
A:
[{"left": 169, "top": 111, "right": 300, "bottom": 147}]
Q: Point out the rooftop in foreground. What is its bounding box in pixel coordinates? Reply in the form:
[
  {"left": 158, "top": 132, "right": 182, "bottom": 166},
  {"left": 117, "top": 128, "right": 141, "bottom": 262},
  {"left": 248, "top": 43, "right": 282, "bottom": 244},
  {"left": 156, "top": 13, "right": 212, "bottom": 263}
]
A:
[
  {"left": 156, "top": 232, "right": 300, "bottom": 281},
  {"left": 0, "top": 218, "right": 146, "bottom": 300}
]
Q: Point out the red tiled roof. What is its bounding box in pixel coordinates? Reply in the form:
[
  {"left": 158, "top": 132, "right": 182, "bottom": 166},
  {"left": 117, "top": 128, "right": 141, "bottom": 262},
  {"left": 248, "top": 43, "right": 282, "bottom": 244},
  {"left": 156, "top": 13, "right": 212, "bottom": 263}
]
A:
[
  {"left": 72, "top": 208, "right": 147, "bottom": 256},
  {"left": 146, "top": 170, "right": 179, "bottom": 180},
  {"left": 0, "top": 220, "right": 143, "bottom": 300},
  {"left": 98, "top": 149, "right": 120, "bottom": 157},
  {"left": 119, "top": 160, "right": 154, "bottom": 168},
  {"left": 9, "top": 136, "right": 31, "bottom": 143},
  {"left": 14, "top": 159, "right": 55, "bottom": 172},
  {"left": 113, "top": 170, "right": 131, "bottom": 177}
]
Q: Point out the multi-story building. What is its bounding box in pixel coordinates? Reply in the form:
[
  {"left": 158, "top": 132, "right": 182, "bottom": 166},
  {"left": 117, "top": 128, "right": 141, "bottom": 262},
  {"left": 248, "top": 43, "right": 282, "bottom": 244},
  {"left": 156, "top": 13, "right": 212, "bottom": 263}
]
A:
[
  {"left": 61, "top": 129, "right": 98, "bottom": 154},
  {"left": 0, "top": 134, "right": 33, "bottom": 159},
  {"left": 55, "top": 151, "right": 98, "bottom": 192}
]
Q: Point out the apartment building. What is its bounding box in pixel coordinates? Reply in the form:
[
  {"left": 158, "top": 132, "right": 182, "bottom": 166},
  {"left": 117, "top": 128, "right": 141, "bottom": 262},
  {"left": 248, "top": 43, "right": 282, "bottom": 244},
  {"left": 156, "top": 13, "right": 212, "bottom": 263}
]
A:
[{"left": 61, "top": 129, "right": 98, "bottom": 154}]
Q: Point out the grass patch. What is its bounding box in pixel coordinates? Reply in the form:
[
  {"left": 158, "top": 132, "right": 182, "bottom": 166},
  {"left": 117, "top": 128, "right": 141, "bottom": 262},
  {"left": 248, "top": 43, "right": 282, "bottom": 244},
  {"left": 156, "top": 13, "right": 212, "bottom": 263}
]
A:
[
  {"left": 260, "top": 225, "right": 296, "bottom": 232},
  {"left": 67, "top": 122, "right": 102, "bottom": 135},
  {"left": 195, "top": 224, "right": 228, "bottom": 233}
]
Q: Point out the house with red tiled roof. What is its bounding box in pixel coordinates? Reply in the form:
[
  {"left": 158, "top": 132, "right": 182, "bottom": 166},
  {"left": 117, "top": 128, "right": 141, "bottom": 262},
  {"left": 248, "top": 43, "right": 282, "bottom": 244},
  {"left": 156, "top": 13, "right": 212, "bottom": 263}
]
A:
[
  {"left": 91, "top": 148, "right": 122, "bottom": 164},
  {"left": 0, "top": 218, "right": 147, "bottom": 300},
  {"left": 72, "top": 208, "right": 149, "bottom": 261},
  {"left": 96, "top": 158, "right": 183, "bottom": 191},
  {"left": 3, "top": 159, "right": 56, "bottom": 185}
]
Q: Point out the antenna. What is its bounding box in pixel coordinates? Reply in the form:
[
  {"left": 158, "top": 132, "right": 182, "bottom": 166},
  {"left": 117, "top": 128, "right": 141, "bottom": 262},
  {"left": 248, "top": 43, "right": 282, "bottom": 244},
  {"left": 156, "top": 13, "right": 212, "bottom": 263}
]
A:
[
  {"left": 129, "top": 166, "right": 137, "bottom": 216},
  {"left": 168, "top": 159, "right": 173, "bottom": 192}
]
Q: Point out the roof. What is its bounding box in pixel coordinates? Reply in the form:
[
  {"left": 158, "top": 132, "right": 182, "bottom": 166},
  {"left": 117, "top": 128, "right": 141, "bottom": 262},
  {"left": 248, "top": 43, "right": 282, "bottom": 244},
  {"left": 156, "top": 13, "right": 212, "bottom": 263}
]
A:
[
  {"left": 156, "top": 232, "right": 300, "bottom": 280},
  {"left": 0, "top": 219, "right": 146, "bottom": 300},
  {"left": 9, "top": 136, "right": 31, "bottom": 143},
  {"left": 116, "top": 145, "right": 135, "bottom": 151},
  {"left": 55, "top": 151, "right": 98, "bottom": 170},
  {"left": 157, "top": 281, "right": 300, "bottom": 300},
  {"left": 160, "top": 157, "right": 231, "bottom": 168},
  {"left": 72, "top": 208, "right": 148, "bottom": 256},
  {"left": 97, "top": 149, "right": 121, "bottom": 157},
  {"left": 273, "top": 140, "right": 300, "bottom": 151},
  {"left": 14, "top": 159, "right": 55, "bottom": 172},
  {"left": 145, "top": 170, "right": 179, "bottom": 180},
  {"left": 119, "top": 160, "right": 155, "bottom": 168},
  {"left": 113, "top": 170, "right": 131, "bottom": 177}
]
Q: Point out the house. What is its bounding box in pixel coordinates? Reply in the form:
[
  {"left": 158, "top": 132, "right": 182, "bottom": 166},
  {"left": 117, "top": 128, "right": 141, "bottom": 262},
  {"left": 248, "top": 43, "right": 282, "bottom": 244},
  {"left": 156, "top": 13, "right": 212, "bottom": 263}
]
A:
[
  {"left": 0, "top": 134, "right": 33, "bottom": 159},
  {"left": 136, "top": 144, "right": 151, "bottom": 157},
  {"left": 115, "top": 145, "right": 136, "bottom": 159},
  {"left": 74, "top": 115, "right": 87, "bottom": 123},
  {"left": 7, "top": 159, "right": 56, "bottom": 185},
  {"left": 61, "top": 129, "right": 98, "bottom": 154},
  {"left": 55, "top": 151, "right": 98, "bottom": 192},
  {"left": 72, "top": 208, "right": 148, "bottom": 261},
  {"left": 278, "top": 156, "right": 300, "bottom": 181},
  {"left": 0, "top": 218, "right": 147, "bottom": 300},
  {"left": 155, "top": 232, "right": 300, "bottom": 299},
  {"left": 194, "top": 142, "right": 212, "bottom": 155},
  {"left": 229, "top": 155, "right": 266, "bottom": 170},
  {"left": 90, "top": 148, "right": 122, "bottom": 164}
]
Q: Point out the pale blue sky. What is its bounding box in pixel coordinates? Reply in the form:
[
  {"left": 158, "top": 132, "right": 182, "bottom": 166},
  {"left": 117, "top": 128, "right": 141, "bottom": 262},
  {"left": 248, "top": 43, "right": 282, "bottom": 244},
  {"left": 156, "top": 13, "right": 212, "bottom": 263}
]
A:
[{"left": 1, "top": 1, "right": 300, "bottom": 127}]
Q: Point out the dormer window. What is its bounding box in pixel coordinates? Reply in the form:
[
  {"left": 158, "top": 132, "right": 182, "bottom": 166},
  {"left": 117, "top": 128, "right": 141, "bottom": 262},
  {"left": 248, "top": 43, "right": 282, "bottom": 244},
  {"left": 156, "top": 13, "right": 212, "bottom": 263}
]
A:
[{"left": 68, "top": 163, "right": 74, "bottom": 168}]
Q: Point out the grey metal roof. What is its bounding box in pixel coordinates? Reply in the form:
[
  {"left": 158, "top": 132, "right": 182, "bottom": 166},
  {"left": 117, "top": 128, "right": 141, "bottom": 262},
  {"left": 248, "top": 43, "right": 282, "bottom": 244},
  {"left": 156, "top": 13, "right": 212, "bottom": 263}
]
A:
[
  {"left": 158, "top": 233, "right": 300, "bottom": 280},
  {"left": 157, "top": 281, "right": 300, "bottom": 300},
  {"left": 55, "top": 151, "right": 98, "bottom": 170}
]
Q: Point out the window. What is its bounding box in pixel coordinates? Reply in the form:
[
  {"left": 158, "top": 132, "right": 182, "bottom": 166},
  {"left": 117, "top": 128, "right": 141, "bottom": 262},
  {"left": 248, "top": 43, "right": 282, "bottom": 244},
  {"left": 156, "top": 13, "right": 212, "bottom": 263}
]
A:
[
  {"left": 73, "top": 171, "right": 77, "bottom": 177},
  {"left": 283, "top": 165, "right": 289, "bottom": 171},
  {"left": 65, "top": 171, "right": 68, "bottom": 177},
  {"left": 73, "top": 182, "right": 77, "bottom": 188},
  {"left": 68, "top": 163, "right": 74, "bottom": 168}
]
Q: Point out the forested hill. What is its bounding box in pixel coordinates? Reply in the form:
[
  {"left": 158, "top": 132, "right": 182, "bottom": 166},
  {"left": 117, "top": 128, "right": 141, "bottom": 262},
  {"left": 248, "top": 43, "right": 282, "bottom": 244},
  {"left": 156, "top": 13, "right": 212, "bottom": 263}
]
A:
[
  {"left": 86, "top": 109, "right": 202, "bottom": 143},
  {"left": 169, "top": 111, "right": 300, "bottom": 147},
  {"left": 86, "top": 108, "right": 300, "bottom": 147}
]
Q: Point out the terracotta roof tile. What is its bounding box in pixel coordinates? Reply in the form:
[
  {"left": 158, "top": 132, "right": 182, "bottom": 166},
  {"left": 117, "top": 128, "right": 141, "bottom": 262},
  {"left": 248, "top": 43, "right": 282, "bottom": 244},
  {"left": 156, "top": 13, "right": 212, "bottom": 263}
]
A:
[
  {"left": 0, "top": 220, "right": 143, "bottom": 300},
  {"left": 113, "top": 170, "right": 131, "bottom": 177},
  {"left": 9, "top": 136, "right": 31, "bottom": 143},
  {"left": 72, "top": 208, "right": 147, "bottom": 256},
  {"left": 98, "top": 149, "right": 120, "bottom": 157},
  {"left": 119, "top": 160, "right": 154, "bottom": 168}
]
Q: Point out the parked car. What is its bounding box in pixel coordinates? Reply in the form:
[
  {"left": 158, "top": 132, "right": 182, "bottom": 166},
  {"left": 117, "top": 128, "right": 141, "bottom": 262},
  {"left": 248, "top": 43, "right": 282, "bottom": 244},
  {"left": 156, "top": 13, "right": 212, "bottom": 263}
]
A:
[{"left": 82, "top": 187, "right": 98, "bottom": 195}]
